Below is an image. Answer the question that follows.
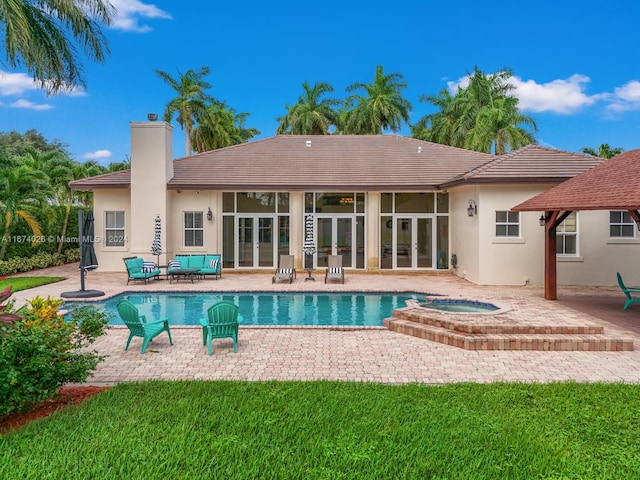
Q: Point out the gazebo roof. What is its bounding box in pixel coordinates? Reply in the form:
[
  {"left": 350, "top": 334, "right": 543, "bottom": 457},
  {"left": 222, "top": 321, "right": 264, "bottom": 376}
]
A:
[{"left": 513, "top": 148, "right": 640, "bottom": 211}]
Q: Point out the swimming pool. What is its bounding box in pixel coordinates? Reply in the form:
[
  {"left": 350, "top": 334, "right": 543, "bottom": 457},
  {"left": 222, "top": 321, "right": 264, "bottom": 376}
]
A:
[
  {"left": 66, "top": 292, "right": 423, "bottom": 327},
  {"left": 418, "top": 299, "right": 499, "bottom": 313}
]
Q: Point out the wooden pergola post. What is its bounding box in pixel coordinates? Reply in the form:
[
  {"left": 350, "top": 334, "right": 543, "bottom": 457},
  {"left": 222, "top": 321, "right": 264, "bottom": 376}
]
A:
[{"left": 543, "top": 210, "right": 572, "bottom": 300}]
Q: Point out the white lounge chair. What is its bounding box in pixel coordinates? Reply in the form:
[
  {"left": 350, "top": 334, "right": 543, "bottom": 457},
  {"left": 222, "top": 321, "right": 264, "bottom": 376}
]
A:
[
  {"left": 325, "top": 255, "right": 344, "bottom": 284},
  {"left": 272, "top": 255, "right": 296, "bottom": 284}
]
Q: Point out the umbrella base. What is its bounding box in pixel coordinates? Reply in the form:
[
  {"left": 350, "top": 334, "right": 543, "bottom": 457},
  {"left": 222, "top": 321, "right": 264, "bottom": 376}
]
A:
[{"left": 60, "top": 289, "right": 105, "bottom": 299}]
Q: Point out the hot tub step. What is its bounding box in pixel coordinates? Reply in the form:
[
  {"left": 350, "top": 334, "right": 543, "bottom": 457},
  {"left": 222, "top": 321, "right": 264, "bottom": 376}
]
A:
[{"left": 384, "top": 318, "right": 634, "bottom": 351}]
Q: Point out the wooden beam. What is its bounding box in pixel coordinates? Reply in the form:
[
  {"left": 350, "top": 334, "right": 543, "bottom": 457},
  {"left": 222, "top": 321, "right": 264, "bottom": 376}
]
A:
[{"left": 543, "top": 210, "right": 562, "bottom": 300}]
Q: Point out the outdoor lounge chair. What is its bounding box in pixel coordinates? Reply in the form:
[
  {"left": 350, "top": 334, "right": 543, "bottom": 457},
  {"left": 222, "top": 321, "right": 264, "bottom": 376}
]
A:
[
  {"left": 199, "top": 301, "right": 242, "bottom": 355},
  {"left": 617, "top": 272, "right": 640, "bottom": 310},
  {"left": 116, "top": 299, "right": 173, "bottom": 354},
  {"left": 123, "top": 256, "right": 161, "bottom": 284},
  {"left": 325, "top": 255, "right": 344, "bottom": 284},
  {"left": 272, "top": 254, "right": 296, "bottom": 284}
]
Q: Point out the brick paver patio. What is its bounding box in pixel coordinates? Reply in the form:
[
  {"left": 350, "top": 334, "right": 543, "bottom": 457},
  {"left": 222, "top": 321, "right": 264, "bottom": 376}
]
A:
[{"left": 11, "top": 264, "right": 640, "bottom": 385}]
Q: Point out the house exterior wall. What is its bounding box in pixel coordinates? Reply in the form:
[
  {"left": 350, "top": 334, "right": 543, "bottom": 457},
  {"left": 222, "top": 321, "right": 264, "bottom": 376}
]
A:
[
  {"left": 558, "top": 210, "right": 640, "bottom": 286},
  {"left": 449, "top": 186, "right": 480, "bottom": 283},
  {"left": 92, "top": 189, "right": 131, "bottom": 272}
]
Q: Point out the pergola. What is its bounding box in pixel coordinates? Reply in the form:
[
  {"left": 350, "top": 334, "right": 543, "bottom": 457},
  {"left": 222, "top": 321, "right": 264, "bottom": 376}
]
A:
[{"left": 512, "top": 149, "right": 640, "bottom": 300}]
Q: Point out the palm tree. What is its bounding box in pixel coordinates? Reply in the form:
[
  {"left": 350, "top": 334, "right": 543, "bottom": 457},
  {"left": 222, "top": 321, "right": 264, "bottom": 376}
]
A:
[
  {"left": 155, "top": 66, "right": 213, "bottom": 156},
  {"left": 0, "top": 165, "right": 52, "bottom": 259},
  {"left": 580, "top": 144, "right": 624, "bottom": 159},
  {"left": 0, "top": 0, "right": 114, "bottom": 93},
  {"left": 276, "top": 81, "right": 341, "bottom": 135},
  {"left": 342, "top": 66, "right": 412, "bottom": 134},
  {"left": 192, "top": 103, "right": 260, "bottom": 152},
  {"left": 415, "top": 67, "right": 537, "bottom": 154}
]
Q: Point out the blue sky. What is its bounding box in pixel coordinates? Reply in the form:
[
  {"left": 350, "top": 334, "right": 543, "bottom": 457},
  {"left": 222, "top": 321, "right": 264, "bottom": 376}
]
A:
[{"left": 1, "top": 0, "right": 639, "bottom": 164}]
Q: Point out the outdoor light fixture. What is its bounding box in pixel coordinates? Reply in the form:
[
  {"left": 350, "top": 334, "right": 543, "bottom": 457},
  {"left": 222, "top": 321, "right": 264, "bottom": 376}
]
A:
[
  {"left": 539, "top": 214, "right": 547, "bottom": 227},
  {"left": 207, "top": 207, "right": 213, "bottom": 221},
  {"left": 147, "top": 113, "right": 158, "bottom": 121},
  {"left": 467, "top": 200, "right": 477, "bottom": 217}
]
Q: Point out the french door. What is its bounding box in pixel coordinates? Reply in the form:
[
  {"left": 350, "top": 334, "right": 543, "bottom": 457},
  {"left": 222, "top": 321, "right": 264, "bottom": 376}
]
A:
[
  {"left": 316, "top": 216, "right": 356, "bottom": 268},
  {"left": 237, "top": 216, "right": 276, "bottom": 268},
  {"left": 394, "top": 216, "right": 433, "bottom": 269}
]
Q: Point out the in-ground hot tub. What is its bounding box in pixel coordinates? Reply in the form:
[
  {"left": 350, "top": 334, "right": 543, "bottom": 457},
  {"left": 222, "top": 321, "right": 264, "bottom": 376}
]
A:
[{"left": 417, "top": 299, "right": 500, "bottom": 313}]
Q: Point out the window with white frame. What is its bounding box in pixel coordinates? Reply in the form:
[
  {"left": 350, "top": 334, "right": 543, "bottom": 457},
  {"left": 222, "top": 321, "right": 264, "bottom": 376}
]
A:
[
  {"left": 495, "top": 211, "right": 519, "bottom": 237},
  {"left": 610, "top": 211, "right": 636, "bottom": 238},
  {"left": 184, "top": 211, "right": 204, "bottom": 247},
  {"left": 556, "top": 212, "right": 577, "bottom": 255},
  {"left": 105, "top": 211, "right": 125, "bottom": 247}
]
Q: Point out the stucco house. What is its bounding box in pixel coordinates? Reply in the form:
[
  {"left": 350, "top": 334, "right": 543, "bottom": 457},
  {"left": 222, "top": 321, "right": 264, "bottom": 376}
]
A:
[{"left": 70, "top": 119, "right": 639, "bottom": 287}]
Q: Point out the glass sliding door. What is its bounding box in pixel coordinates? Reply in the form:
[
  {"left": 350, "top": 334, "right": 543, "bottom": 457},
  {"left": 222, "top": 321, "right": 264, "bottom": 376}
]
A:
[
  {"left": 417, "top": 218, "right": 432, "bottom": 268},
  {"left": 315, "top": 216, "right": 357, "bottom": 268}
]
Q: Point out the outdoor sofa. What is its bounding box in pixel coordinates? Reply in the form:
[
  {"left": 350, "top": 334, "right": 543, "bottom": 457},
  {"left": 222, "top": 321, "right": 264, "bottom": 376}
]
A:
[
  {"left": 167, "top": 254, "right": 222, "bottom": 280},
  {"left": 123, "top": 256, "right": 161, "bottom": 284}
]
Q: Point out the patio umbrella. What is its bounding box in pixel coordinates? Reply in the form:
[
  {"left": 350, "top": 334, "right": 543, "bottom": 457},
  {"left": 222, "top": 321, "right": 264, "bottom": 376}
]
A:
[
  {"left": 61, "top": 210, "right": 104, "bottom": 298},
  {"left": 303, "top": 214, "right": 316, "bottom": 281},
  {"left": 151, "top": 215, "right": 162, "bottom": 266}
]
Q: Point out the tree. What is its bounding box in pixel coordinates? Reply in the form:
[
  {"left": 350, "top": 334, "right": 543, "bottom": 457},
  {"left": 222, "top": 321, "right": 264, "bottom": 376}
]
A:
[
  {"left": 276, "top": 81, "right": 341, "bottom": 135},
  {"left": 191, "top": 103, "right": 260, "bottom": 152},
  {"left": 0, "top": 129, "right": 68, "bottom": 157},
  {"left": 580, "top": 144, "right": 624, "bottom": 159},
  {"left": 0, "top": 165, "right": 52, "bottom": 259},
  {"left": 342, "top": 66, "right": 412, "bottom": 134},
  {"left": 415, "top": 67, "right": 537, "bottom": 154},
  {"left": 0, "top": 0, "right": 114, "bottom": 93},
  {"left": 154, "top": 66, "right": 213, "bottom": 156}
]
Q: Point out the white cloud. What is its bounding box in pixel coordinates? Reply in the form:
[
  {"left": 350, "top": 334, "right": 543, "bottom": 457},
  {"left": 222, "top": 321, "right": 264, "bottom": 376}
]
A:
[
  {"left": 0, "top": 70, "right": 40, "bottom": 96},
  {"left": 10, "top": 99, "right": 52, "bottom": 110},
  {"left": 83, "top": 150, "right": 112, "bottom": 160},
  {"left": 607, "top": 80, "right": 640, "bottom": 112},
  {"left": 109, "top": 0, "right": 172, "bottom": 32},
  {"left": 447, "top": 73, "right": 603, "bottom": 115},
  {"left": 510, "top": 75, "right": 602, "bottom": 114}
]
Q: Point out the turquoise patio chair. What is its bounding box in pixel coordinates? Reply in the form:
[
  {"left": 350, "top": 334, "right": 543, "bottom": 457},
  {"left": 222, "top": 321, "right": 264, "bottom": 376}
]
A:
[
  {"left": 617, "top": 272, "right": 640, "bottom": 310},
  {"left": 117, "top": 299, "right": 174, "bottom": 354},
  {"left": 199, "top": 301, "right": 242, "bottom": 355}
]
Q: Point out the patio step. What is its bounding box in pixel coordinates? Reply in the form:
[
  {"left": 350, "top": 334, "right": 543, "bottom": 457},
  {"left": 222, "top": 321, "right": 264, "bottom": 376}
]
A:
[{"left": 384, "top": 311, "right": 634, "bottom": 351}]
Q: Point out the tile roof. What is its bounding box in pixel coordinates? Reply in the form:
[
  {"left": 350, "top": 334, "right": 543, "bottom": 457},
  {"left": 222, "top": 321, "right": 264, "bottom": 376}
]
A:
[
  {"left": 440, "top": 145, "right": 603, "bottom": 187},
  {"left": 166, "top": 135, "right": 493, "bottom": 190},
  {"left": 69, "top": 169, "right": 130, "bottom": 191},
  {"left": 513, "top": 148, "right": 640, "bottom": 211}
]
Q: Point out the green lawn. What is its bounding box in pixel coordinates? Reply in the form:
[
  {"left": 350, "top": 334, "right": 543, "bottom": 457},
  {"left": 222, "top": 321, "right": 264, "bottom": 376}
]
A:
[
  {"left": 0, "top": 276, "right": 65, "bottom": 292},
  {"left": 1, "top": 380, "right": 639, "bottom": 479}
]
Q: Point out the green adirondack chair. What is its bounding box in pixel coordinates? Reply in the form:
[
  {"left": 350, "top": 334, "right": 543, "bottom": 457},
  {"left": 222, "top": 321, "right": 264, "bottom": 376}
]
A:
[
  {"left": 617, "top": 272, "right": 640, "bottom": 310},
  {"left": 117, "top": 300, "right": 174, "bottom": 353},
  {"left": 199, "top": 301, "right": 242, "bottom": 355}
]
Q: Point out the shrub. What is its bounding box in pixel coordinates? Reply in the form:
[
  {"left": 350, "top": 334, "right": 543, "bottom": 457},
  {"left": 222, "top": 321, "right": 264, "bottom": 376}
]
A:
[
  {"left": 0, "top": 251, "right": 78, "bottom": 276},
  {"left": 0, "top": 297, "right": 110, "bottom": 415}
]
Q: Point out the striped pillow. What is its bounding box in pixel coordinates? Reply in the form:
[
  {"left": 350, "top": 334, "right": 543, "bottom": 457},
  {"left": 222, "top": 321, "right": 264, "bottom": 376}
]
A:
[
  {"left": 168, "top": 260, "right": 181, "bottom": 269},
  {"left": 328, "top": 267, "right": 342, "bottom": 274},
  {"left": 208, "top": 258, "right": 219, "bottom": 269},
  {"left": 278, "top": 268, "right": 293, "bottom": 274},
  {"left": 142, "top": 261, "right": 156, "bottom": 273}
]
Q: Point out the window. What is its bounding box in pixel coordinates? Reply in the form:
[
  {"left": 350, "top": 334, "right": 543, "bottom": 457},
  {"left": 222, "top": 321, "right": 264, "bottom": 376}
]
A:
[
  {"left": 610, "top": 211, "right": 635, "bottom": 238},
  {"left": 495, "top": 211, "right": 519, "bottom": 237},
  {"left": 184, "top": 211, "right": 204, "bottom": 247},
  {"left": 105, "top": 211, "right": 125, "bottom": 247},
  {"left": 557, "top": 212, "right": 577, "bottom": 255}
]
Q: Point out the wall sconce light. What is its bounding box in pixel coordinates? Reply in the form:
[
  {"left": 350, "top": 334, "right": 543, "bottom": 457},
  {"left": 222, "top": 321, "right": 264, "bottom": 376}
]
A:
[
  {"left": 539, "top": 214, "right": 547, "bottom": 227},
  {"left": 467, "top": 200, "right": 477, "bottom": 217},
  {"left": 207, "top": 207, "right": 213, "bottom": 221}
]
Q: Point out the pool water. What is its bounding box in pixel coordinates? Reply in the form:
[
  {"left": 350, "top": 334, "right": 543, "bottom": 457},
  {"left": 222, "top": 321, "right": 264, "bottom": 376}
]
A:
[
  {"left": 418, "top": 299, "right": 498, "bottom": 313},
  {"left": 66, "top": 292, "right": 422, "bottom": 327}
]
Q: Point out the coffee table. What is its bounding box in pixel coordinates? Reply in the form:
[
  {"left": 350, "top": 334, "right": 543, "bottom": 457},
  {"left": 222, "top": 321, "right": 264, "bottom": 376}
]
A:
[{"left": 169, "top": 268, "right": 200, "bottom": 284}]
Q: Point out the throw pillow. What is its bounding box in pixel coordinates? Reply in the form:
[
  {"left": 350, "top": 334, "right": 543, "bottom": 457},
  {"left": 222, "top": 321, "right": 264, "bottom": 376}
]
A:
[
  {"left": 208, "top": 258, "right": 219, "bottom": 269},
  {"left": 168, "top": 260, "right": 181, "bottom": 269},
  {"left": 142, "top": 261, "right": 156, "bottom": 273}
]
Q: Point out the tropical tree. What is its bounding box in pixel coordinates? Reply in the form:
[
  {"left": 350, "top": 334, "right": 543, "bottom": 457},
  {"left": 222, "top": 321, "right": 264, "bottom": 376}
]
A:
[
  {"left": 342, "top": 66, "right": 412, "bottom": 134},
  {"left": 0, "top": 0, "right": 114, "bottom": 93},
  {"left": 276, "top": 81, "right": 341, "bottom": 135},
  {"left": 580, "top": 144, "right": 624, "bottom": 159},
  {"left": 192, "top": 103, "right": 260, "bottom": 152},
  {"left": 414, "top": 67, "right": 537, "bottom": 154},
  {"left": 0, "top": 129, "right": 68, "bottom": 157},
  {"left": 154, "top": 66, "right": 213, "bottom": 156},
  {"left": 0, "top": 165, "right": 52, "bottom": 259}
]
